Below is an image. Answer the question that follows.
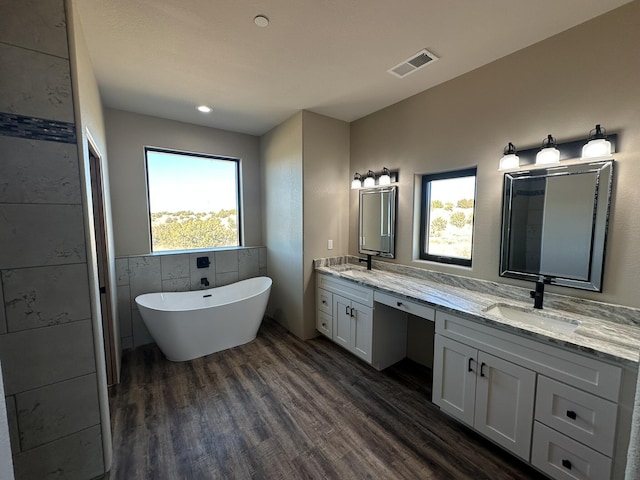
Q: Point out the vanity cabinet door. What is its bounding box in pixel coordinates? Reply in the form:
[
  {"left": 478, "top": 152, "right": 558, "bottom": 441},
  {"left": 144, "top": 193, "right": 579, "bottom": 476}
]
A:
[
  {"left": 352, "top": 303, "right": 373, "bottom": 363},
  {"left": 333, "top": 294, "right": 373, "bottom": 363},
  {"left": 433, "top": 334, "right": 477, "bottom": 427},
  {"left": 333, "top": 294, "right": 352, "bottom": 350},
  {"left": 474, "top": 351, "right": 536, "bottom": 461}
]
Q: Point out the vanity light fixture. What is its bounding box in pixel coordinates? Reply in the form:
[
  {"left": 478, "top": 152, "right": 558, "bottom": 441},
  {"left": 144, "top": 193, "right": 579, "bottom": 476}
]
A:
[
  {"left": 535, "top": 134, "right": 560, "bottom": 165},
  {"left": 582, "top": 124, "right": 612, "bottom": 159},
  {"left": 378, "top": 167, "right": 392, "bottom": 185},
  {"left": 498, "top": 142, "right": 520, "bottom": 170},
  {"left": 500, "top": 126, "right": 617, "bottom": 170},
  {"left": 351, "top": 172, "right": 363, "bottom": 189},
  {"left": 363, "top": 170, "right": 376, "bottom": 188}
]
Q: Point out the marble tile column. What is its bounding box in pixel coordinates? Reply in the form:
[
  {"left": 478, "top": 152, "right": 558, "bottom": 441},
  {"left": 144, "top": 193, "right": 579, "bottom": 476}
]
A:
[{"left": 0, "top": 0, "right": 106, "bottom": 478}]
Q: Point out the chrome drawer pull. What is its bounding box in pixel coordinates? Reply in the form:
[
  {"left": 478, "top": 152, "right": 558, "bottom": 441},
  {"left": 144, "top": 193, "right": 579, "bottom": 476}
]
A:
[{"left": 566, "top": 410, "right": 577, "bottom": 420}]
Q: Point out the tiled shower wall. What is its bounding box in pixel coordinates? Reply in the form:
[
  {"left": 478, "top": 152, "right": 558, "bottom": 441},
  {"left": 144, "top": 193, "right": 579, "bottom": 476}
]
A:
[
  {"left": 116, "top": 247, "right": 267, "bottom": 349},
  {"left": 0, "top": 0, "right": 106, "bottom": 478}
]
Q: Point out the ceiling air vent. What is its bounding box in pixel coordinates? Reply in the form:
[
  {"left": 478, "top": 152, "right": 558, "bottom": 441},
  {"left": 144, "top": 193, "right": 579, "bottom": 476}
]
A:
[{"left": 388, "top": 49, "right": 439, "bottom": 78}]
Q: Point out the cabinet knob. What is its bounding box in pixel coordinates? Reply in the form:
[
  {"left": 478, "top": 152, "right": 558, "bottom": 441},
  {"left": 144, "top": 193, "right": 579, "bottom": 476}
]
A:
[
  {"left": 322, "top": 300, "right": 327, "bottom": 305},
  {"left": 562, "top": 459, "right": 572, "bottom": 470},
  {"left": 322, "top": 323, "right": 326, "bottom": 328},
  {"left": 397, "top": 301, "right": 403, "bottom": 307},
  {"left": 566, "top": 410, "right": 577, "bottom": 420}
]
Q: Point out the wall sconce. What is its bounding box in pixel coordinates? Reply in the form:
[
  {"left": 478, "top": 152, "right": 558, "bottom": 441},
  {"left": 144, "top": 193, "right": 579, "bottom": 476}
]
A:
[
  {"left": 499, "top": 125, "right": 617, "bottom": 170},
  {"left": 535, "top": 134, "right": 560, "bottom": 165},
  {"left": 498, "top": 142, "right": 520, "bottom": 170},
  {"left": 582, "top": 124, "right": 612, "bottom": 159},
  {"left": 351, "top": 172, "right": 362, "bottom": 189},
  {"left": 378, "top": 167, "right": 392, "bottom": 185},
  {"left": 363, "top": 170, "right": 376, "bottom": 188}
]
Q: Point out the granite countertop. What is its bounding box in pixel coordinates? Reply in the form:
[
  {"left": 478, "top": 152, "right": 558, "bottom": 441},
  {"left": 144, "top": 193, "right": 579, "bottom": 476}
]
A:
[{"left": 316, "top": 263, "right": 640, "bottom": 367}]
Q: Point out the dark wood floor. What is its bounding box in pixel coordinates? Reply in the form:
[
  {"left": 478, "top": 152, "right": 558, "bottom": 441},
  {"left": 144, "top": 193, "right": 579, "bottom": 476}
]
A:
[{"left": 108, "top": 318, "right": 547, "bottom": 479}]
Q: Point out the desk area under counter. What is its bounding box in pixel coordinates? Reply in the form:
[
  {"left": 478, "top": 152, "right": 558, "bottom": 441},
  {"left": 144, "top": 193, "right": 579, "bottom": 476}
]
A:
[{"left": 314, "top": 259, "right": 640, "bottom": 480}]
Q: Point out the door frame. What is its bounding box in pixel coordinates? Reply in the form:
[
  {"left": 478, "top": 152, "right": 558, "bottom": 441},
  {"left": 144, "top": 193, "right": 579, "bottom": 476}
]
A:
[{"left": 86, "top": 133, "right": 119, "bottom": 385}]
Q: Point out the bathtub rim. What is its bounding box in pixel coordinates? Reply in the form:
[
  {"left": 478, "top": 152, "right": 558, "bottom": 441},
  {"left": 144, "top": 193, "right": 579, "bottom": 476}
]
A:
[{"left": 134, "top": 276, "right": 272, "bottom": 313}]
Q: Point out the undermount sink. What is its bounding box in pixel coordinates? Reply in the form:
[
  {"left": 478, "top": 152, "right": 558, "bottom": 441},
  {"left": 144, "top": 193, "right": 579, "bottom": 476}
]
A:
[
  {"left": 339, "top": 269, "right": 371, "bottom": 279},
  {"left": 483, "top": 303, "right": 581, "bottom": 335}
]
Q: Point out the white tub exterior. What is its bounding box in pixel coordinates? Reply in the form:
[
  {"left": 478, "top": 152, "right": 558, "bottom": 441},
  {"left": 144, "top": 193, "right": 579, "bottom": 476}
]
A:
[{"left": 135, "top": 277, "right": 272, "bottom": 361}]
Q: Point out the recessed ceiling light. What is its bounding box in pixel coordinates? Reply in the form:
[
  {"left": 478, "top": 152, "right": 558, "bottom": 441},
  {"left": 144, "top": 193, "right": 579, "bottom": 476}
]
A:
[
  {"left": 254, "top": 15, "right": 269, "bottom": 27},
  {"left": 197, "top": 105, "right": 212, "bottom": 113}
]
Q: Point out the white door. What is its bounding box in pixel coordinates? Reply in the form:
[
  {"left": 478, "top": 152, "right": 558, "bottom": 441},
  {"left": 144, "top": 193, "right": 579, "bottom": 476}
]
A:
[
  {"left": 432, "top": 335, "right": 477, "bottom": 427},
  {"left": 333, "top": 294, "right": 351, "bottom": 349},
  {"left": 474, "top": 351, "right": 536, "bottom": 460},
  {"left": 352, "top": 303, "right": 373, "bottom": 363}
]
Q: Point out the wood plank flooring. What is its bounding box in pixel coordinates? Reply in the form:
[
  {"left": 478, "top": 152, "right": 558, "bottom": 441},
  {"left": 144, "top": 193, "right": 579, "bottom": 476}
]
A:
[{"left": 108, "top": 318, "right": 547, "bottom": 479}]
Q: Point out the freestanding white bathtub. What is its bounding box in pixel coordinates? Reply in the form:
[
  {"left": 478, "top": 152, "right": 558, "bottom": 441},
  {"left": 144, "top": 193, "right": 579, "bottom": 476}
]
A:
[{"left": 135, "top": 276, "right": 272, "bottom": 362}]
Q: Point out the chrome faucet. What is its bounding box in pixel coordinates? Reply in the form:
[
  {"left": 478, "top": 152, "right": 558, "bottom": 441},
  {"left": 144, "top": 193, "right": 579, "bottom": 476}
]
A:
[
  {"left": 358, "top": 254, "right": 372, "bottom": 270},
  {"left": 530, "top": 276, "right": 552, "bottom": 309}
]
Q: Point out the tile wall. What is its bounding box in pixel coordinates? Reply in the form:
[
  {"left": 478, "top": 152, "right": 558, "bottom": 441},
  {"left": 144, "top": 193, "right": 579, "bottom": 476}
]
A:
[
  {"left": 0, "top": 1, "right": 106, "bottom": 478},
  {"left": 116, "top": 247, "right": 267, "bottom": 348}
]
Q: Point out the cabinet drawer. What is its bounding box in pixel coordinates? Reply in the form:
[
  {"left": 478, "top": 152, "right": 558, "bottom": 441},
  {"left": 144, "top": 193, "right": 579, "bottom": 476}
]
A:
[
  {"left": 535, "top": 375, "right": 617, "bottom": 456},
  {"left": 316, "top": 310, "right": 332, "bottom": 338},
  {"left": 317, "top": 288, "right": 333, "bottom": 315},
  {"left": 374, "top": 291, "right": 435, "bottom": 320},
  {"left": 317, "top": 273, "right": 374, "bottom": 307},
  {"left": 531, "top": 422, "right": 611, "bottom": 480}
]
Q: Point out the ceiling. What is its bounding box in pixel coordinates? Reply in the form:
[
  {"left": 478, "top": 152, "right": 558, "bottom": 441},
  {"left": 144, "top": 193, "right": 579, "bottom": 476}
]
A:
[{"left": 75, "top": 0, "right": 632, "bottom": 136}]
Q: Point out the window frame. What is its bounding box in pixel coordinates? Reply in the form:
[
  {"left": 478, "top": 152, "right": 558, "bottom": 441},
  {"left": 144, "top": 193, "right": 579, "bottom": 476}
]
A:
[
  {"left": 144, "top": 146, "right": 243, "bottom": 252},
  {"left": 419, "top": 167, "right": 477, "bottom": 267}
]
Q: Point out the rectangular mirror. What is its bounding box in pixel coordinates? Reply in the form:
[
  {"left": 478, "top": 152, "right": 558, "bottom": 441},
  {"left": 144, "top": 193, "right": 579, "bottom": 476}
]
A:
[
  {"left": 500, "top": 160, "right": 613, "bottom": 291},
  {"left": 359, "top": 186, "right": 397, "bottom": 258}
]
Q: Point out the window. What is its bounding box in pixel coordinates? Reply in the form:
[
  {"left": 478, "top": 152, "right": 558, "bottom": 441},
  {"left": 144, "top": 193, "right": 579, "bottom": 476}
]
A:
[
  {"left": 145, "top": 147, "right": 241, "bottom": 252},
  {"left": 419, "top": 167, "right": 477, "bottom": 266}
]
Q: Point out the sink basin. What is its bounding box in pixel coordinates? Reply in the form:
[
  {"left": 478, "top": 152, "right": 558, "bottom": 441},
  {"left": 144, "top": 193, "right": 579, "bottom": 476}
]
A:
[
  {"left": 483, "top": 303, "right": 580, "bottom": 335},
  {"left": 339, "top": 269, "right": 370, "bottom": 279}
]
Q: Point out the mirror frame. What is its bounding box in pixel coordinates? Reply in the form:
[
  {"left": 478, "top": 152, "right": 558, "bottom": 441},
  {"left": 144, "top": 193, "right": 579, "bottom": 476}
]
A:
[
  {"left": 500, "top": 160, "right": 613, "bottom": 291},
  {"left": 359, "top": 186, "right": 397, "bottom": 258}
]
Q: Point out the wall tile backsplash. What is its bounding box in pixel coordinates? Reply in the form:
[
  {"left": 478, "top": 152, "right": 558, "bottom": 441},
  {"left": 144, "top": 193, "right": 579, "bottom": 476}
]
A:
[{"left": 116, "top": 247, "right": 268, "bottom": 349}]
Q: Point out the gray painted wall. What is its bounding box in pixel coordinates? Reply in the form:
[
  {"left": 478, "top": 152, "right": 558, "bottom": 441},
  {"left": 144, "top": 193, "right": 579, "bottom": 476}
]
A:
[
  {"left": 349, "top": 1, "right": 640, "bottom": 310},
  {"left": 260, "top": 111, "right": 350, "bottom": 340},
  {"left": 302, "top": 112, "right": 350, "bottom": 339},
  {"left": 0, "top": 0, "right": 107, "bottom": 478},
  {"left": 104, "top": 109, "right": 262, "bottom": 257},
  {"left": 260, "top": 112, "right": 304, "bottom": 336}
]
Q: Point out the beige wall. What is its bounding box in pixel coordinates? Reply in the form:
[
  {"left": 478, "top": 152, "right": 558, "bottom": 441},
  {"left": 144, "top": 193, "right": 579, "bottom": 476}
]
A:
[
  {"left": 302, "top": 111, "right": 350, "bottom": 339},
  {"left": 260, "top": 112, "right": 304, "bottom": 336},
  {"left": 350, "top": 1, "right": 640, "bottom": 309},
  {"left": 261, "top": 111, "right": 350, "bottom": 340},
  {"left": 104, "top": 109, "right": 261, "bottom": 256}
]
